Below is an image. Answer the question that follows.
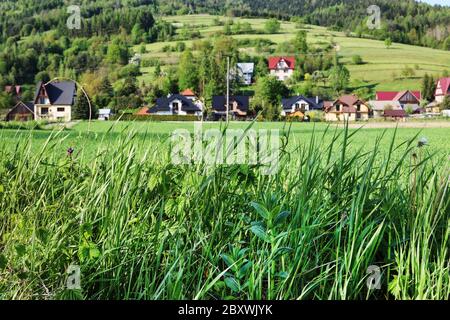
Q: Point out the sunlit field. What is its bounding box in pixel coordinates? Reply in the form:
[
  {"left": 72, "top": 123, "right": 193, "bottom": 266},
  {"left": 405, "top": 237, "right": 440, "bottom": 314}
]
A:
[
  {"left": 0, "top": 121, "right": 449, "bottom": 300},
  {"left": 136, "top": 14, "right": 450, "bottom": 91}
]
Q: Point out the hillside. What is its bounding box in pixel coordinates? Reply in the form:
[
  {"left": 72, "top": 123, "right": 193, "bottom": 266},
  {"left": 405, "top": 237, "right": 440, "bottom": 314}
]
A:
[
  {"left": 159, "top": 0, "right": 450, "bottom": 50},
  {"left": 135, "top": 14, "right": 450, "bottom": 92}
]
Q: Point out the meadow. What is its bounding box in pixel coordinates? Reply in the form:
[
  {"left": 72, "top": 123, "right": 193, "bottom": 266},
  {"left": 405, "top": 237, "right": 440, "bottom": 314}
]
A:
[
  {"left": 0, "top": 121, "right": 449, "bottom": 300},
  {"left": 136, "top": 14, "right": 450, "bottom": 91}
]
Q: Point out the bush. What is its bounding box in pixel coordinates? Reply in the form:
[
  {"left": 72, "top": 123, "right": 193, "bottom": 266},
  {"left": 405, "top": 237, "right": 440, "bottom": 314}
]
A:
[
  {"left": 0, "top": 120, "right": 48, "bottom": 130},
  {"left": 352, "top": 55, "right": 364, "bottom": 65},
  {"left": 111, "top": 114, "right": 201, "bottom": 122}
]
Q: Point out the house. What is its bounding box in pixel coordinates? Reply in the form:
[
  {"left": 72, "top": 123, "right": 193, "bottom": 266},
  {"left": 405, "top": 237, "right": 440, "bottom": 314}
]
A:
[
  {"left": 384, "top": 109, "right": 407, "bottom": 121},
  {"left": 236, "top": 63, "right": 254, "bottom": 85},
  {"left": 137, "top": 91, "right": 203, "bottom": 116},
  {"left": 5, "top": 101, "right": 34, "bottom": 121},
  {"left": 281, "top": 96, "right": 323, "bottom": 116},
  {"left": 212, "top": 96, "right": 250, "bottom": 120},
  {"left": 268, "top": 57, "right": 295, "bottom": 81},
  {"left": 324, "top": 95, "right": 371, "bottom": 122},
  {"left": 369, "top": 90, "right": 422, "bottom": 118},
  {"left": 98, "top": 109, "right": 112, "bottom": 121},
  {"left": 369, "top": 101, "right": 402, "bottom": 118},
  {"left": 425, "top": 101, "right": 441, "bottom": 113},
  {"left": 33, "top": 81, "right": 77, "bottom": 122},
  {"left": 435, "top": 77, "right": 450, "bottom": 103}
]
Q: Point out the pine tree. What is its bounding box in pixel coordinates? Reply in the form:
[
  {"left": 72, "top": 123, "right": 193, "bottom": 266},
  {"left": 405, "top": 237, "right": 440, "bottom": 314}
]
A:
[{"left": 72, "top": 89, "right": 92, "bottom": 120}]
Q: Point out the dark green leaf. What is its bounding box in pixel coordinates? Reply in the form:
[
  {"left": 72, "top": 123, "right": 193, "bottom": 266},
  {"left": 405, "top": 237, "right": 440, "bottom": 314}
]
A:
[
  {"left": 220, "top": 254, "right": 234, "bottom": 268},
  {"left": 0, "top": 254, "right": 7, "bottom": 270},
  {"left": 224, "top": 277, "right": 240, "bottom": 292},
  {"left": 250, "top": 202, "right": 270, "bottom": 220},
  {"left": 250, "top": 225, "right": 268, "bottom": 242},
  {"left": 274, "top": 211, "right": 290, "bottom": 225}
]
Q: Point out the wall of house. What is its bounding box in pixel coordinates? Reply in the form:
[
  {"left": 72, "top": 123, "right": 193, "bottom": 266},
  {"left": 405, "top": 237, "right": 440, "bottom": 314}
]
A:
[
  {"left": 281, "top": 100, "right": 311, "bottom": 116},
  {"left": 34, "top": 104, "right": 72, "bottom": 122},
  {"left": 270, "top": 69, "right": 293, "bottom": 81},
  {"left": 325, "top": 112, "right": 357, "bottom": 122}
]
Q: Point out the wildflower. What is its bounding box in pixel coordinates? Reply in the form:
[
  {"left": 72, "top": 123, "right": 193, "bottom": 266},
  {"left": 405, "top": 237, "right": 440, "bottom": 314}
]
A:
[{"left": 67, "top": 147, "right": 74, "bottom": 157}]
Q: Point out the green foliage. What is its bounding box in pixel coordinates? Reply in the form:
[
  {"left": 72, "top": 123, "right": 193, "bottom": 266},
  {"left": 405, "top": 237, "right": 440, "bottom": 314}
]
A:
[
  {"left": 264, "top": 19, "right": 281, "bottom": 34},
  {"left": 329, "top": 65, "right": 350, "bottom": 93},
  {"left": 385, "top": 38, "right": 392, "bottom": 49},
  {"left": 422, "top": 73, "right": 437, "bottom": 102},
  {"left": 112, "top": 114, "right": 200, "bottom": 121},
  {"left": 0, "top": 122, "right": 449, "bottom": 300},
  {"left": 352, "top": 55, "right": 364, "bottom": 65},
  {"left": 178, "top": 50, "right": 198, "bottom": 91},
  {"left": 72, "top": 89, "right": 92, "bottom": 120}
]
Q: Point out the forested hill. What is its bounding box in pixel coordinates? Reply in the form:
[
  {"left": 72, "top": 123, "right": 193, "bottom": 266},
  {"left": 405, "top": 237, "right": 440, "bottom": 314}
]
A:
[
  {"left": 0, "top": 0, "right": 449, "bottom": 49},
  {"left": 159, "top": 0, "right": 450, "bottom": 50}
]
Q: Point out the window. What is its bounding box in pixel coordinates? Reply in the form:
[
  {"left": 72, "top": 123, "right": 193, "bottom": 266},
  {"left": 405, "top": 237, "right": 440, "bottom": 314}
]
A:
[
  {"left": 336, "top": 105, "right": 340, "bottom": 112},
  {"left": 57, "top": 107, "right": 65, "bottom": 112},
  {"left": 41, "top": 107, "right": 49, "bottom": 115},
  {"left": 172, "top": 102, "right": 179, "bottom": 113},
  {"left": 356, "top": 104, "right": 361, "bottom": 112}
]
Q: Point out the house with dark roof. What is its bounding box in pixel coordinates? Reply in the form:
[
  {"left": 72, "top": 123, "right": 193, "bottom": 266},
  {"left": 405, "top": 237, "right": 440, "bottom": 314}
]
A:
[
  {"left": 369, "top": 90, "right": 422, "bottom": 118},
  {"left": 384, "top": 109, "right": 407, "bottom": 121},
  {"left": 34, "top": 81, "right": 77, "bottom": 122},
  {"left": 5, "top": 101, "right": 34, "bottom": 121},
  {"left": 137, "top": 92, "right": 203, "bottom": 116},
  {"left": 281, "top": 96, "right": 323, "bottom": 117},
  {"left": 324, "top": 95, "right": 371, "bottom": 122},
  {"left": 211, "top": 96, "right": 250, "bottom": 119},
  {"left": 268, "top": 57, "right": 295, "bottom": 81},
  {"left": 435, "top": 77, "right": 450, "bottom": 103}
]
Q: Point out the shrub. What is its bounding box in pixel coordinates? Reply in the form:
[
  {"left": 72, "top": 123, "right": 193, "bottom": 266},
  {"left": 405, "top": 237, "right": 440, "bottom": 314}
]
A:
[{"left": 111, "top": 114, "right": 201, "bottom": 122}]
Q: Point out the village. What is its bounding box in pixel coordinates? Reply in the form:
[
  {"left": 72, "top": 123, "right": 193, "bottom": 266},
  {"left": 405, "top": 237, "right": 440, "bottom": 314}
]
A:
[{"left": 4, "top": 56, "right": 450, "bottom": 124}]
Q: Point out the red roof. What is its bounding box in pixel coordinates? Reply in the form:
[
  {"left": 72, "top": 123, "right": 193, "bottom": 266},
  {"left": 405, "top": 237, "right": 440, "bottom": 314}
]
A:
[
  {"left": 268, "top": 57, "right": 295, "bottom": 70},
  {"left": 376, "top": 91, "right": 421, "bottom": 101},
  {"left": 436, "top": 77, "right": 450, "bottom": 97},
  {"left": 180, "top": 89, "right": 196, "bottom": 97},
  {"left": 136, "top": 107, "right": 150, "bottom": 115}
]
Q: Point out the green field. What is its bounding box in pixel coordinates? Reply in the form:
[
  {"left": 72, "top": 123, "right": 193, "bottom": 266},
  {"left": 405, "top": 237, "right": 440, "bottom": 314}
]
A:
[
  {"left": 135, "top": 14, "right": 450, "bottom": 91},
  {"left": 0, "top": 122, "right": 449, "bottom": 300}
]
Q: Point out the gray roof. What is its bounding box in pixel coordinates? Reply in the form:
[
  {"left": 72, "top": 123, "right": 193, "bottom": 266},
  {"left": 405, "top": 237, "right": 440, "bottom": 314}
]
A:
[
  {"left": 149, "top": 94, "right": 201, "bottom": 113},
  {"left": 237, "top": 63, "right": 254, "bottom": 74},
  {"left": 282, "top": 96, "right": 324, "bottom": 110},
  {"left": 34, "top": 81, "right": 77, "bottom": 105},
  {"left": 368, "top": 101, "right": 402, "bottom": 111}
]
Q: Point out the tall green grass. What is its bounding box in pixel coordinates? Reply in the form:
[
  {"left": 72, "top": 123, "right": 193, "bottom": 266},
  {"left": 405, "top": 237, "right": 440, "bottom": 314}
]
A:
[{"left": 0, "top": 124, "right": 448, "bottom": 300}]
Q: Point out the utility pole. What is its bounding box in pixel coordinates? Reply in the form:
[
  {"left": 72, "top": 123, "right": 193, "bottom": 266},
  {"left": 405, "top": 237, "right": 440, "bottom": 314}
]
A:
[{"left": 226, "top": 56, "right": 230, "bottom": 123}]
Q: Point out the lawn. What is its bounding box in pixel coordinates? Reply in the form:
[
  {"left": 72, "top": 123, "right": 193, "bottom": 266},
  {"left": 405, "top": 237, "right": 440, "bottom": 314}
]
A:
[
  {"left": 0, "top": 121, "right": 449, "bottom": 300},
  {"left": 136, "top": 14, "right": 450, "bottom": 91}
]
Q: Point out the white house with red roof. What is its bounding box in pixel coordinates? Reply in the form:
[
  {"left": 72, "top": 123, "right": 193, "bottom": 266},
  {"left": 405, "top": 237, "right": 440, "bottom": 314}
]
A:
[
  {"left": 435, "top": 77, "right": 450, "bottom": 103},
  {"left": 268, "top": 57, "right": 295, "bottom": 81},
  {"left": 369, "top": 90, "right": 422, "bottom": 118}
]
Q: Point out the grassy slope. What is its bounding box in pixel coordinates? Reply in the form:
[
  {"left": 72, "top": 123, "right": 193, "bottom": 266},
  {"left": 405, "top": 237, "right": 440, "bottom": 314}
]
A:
[{"left": 135, "top": 14, "right": 450, "bottom": 91}]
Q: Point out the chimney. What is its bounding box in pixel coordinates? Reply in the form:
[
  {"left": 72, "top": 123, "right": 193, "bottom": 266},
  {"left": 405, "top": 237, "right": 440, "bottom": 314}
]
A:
[{"left": 316, "top": 96, "right": 319, "bottom": 104}]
